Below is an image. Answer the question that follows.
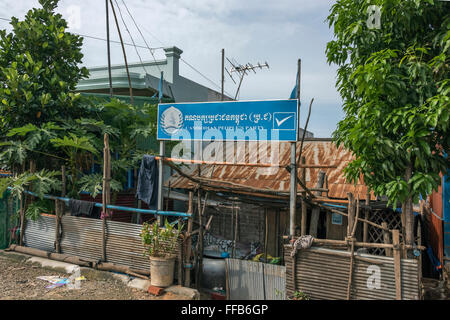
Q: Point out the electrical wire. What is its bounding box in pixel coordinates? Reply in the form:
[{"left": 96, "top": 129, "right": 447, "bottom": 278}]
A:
[
  {"left": 113, "top": 0, "right": 148, "bottom": 75},
  {"left": 119, "top": 0, "right": 162, "bottom": 73},
  {"left": 118, "top": 3, "right": 233, "bottom": 97},
  {"left": 0, "top": 13, "right": 232, "bottom": 97},
  {"left": 0, "top": 16, "right": 162, "bottom": 52}
]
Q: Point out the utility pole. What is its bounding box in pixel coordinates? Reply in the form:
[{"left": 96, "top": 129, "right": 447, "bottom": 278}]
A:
[
  {"left": 221, "top": 48, "right": 225, "bottom": 101},
  {"left": 109, "top": 0, "right": 133, "bottom": 105},
  {"left": 106, "top": 0, "right": 113, "bottom": 98},
  {"left": 289, "top": 59, "right": 301, "bottom": 238}
]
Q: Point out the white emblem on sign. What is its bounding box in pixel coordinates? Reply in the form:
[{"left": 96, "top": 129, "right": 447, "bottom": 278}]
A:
[{"left": 161, "top": 106, "right": 183, "bottom": 135}]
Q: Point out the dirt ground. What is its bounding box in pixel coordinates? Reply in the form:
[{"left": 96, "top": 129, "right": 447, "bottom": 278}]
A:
[{"left": 0, "top": 252, "right": 190, "bottom": 300}]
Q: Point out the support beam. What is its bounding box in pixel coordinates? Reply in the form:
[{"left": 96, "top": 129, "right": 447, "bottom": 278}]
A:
[
  {"left": 309, "top": 171, "right": 325, "bottom": 237},
  {"left": 392, "top": 229, "right": 402, "bottom": 300},
  {"left": 300, "top": 157, "right": 307, "bottom": 236},
  {"left": 289, "top": 142, "right": 297, "bottom": 237},
  {"left": 184, "top": 191, "right": 193, "bottom": 287},
  {"left": 157, "top": 141, "right": 165, "bottom": 225},
  {"left": 382, "top": 222, "right": 392, "bottom": 257}
]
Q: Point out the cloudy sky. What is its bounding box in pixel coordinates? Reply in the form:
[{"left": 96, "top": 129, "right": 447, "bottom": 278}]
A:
[{"left": 0, "top": 0, "right": 343, "bottom": 137}]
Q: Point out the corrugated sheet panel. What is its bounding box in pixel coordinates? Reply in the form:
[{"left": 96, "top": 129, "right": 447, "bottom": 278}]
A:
[
  {"left": 167, "top": 140, "right": 375, "bottom": 201},
  {"left": 226, "top": 259, "right": 285, "bottom": 300},
  {"left": 284, "top": 246, "right": 420, "bottom": 300},
  {"left": 24, "top": 215, "right": 56, "bottom": 252},
  {"left": 24, "top": 214, "right": 181, "bottom": 273}
]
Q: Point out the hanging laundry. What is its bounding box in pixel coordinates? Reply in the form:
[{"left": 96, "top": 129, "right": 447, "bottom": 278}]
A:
[{"left": 136, "top": 155, "right": 159, "bottom": 208}]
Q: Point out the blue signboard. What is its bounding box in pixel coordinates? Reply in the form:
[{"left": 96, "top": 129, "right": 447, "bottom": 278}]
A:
[{"left": 157, "top": 99, "right": 298, "bottom": 141}]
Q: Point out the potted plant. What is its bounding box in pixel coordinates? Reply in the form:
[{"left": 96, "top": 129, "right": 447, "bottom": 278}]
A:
[{"left": 140, "top": 218, "right": 183, "bottom": 287}]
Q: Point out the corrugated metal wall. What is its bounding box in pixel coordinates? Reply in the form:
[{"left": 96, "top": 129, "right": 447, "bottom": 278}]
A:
[
  {"left": 24, "top": 215, "right": 181, "bottom": 272},
  {"left": 284, "top": 246, "right": 420, "bottom": 300},
  {"left": 23, "top": 215, "right": 55, "bottom": 252},
  {"left": 226, "top": 259, "right": 286, "bottom": 300}
]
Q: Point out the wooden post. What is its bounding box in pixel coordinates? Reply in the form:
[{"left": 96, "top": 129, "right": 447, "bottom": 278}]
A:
[
  {"left": 233, "top": 203, "right": 239, "bottom": 258},
  {"left": 417, "top": 211, "right": 423, "bottom": 300},
  {"left": 109, "top": 0, "right": 133, "bottom": 104},
  {"left": 346, "top": 240, "right": 355, "bottom": 300},
  {"left": 20, "top": 160, "right": 36, "bottom": 246},
  {"left": 346, "top": 192, "right": 357, "bottom": 300},
  {"left": 54, "top": 200, "right": 61, "bottom": 253},
  {"left": 403, "top": 164, "right": 414, "bottom": 257},
  {"left": 382, "top": 222, "right": 392, "bottom": 257},
  {"left": 101, "top": 133, "right": 111, "bottom": 262},
  {"left": 19, "top": 193, "right": 25, "bottom": 246},
  {"left": 289, "top": 143, "right": 297, "bottom": 237},
  {"left": 363, "top": 190, "right": 370, "bottom": 243},
  {"left": 184, "top": 191, "right": 194, "bottom": 287},
  {"left": 392, "top": 229, "right": 402, "bottom": 300},
  {"left": 55, "top": 166, "right": 65, "bottom": 254},
  {"left": 300, "top": 156, "right": 307, "bottom": 236},
  {"left": 264, "top": 208, "right": 268, "bottom": 263},
  {"left": 309, "top": 171, "right": 325, "bottom": 237},
  {"left": 347, "top": 193, "right": 355, "bottom": 239},
  {"left": 195, "top": 189, "right": 203, "bottom": 290},
  {"left": 157, "top": 141, "right": 165, "bottom": 226}
]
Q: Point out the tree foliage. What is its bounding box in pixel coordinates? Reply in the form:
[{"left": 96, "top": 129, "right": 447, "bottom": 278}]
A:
[
  {"left": 0, "top": 0, "right": 161, "bottom": 208},
  {"left": 0, "top": 0, "right": 89, "bottom": 129},
  {"left": 326, "top": 0, "right": 449, "bottom": 206}
]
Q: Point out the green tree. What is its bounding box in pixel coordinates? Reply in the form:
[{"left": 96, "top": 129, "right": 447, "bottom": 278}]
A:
[
  {"left": 0, "top": 0, "right": 89, "bottom": 131},
  {"left": 326, "top": 0, "right": 449, "bottom": 247}
]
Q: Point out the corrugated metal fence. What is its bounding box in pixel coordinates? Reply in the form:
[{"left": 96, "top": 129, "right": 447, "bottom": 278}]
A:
[
  {"left": 24, "top": 215, "right": 182, "bottom": 273},
  {"left": 285, "top": 246, "right": 420, "bottom": 300},
  {"left": 226, "top": 259, "right": 286, "bottom": 300}
]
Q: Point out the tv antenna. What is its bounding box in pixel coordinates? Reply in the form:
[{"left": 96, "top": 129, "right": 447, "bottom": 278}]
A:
[{"left": 225, "top": 57, "right": 269, "bottom": 100}]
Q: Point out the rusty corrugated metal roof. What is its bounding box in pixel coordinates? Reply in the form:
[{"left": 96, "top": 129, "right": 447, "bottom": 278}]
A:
[{"left": 167, "top": 140, "right": 375, "bottom": 200}]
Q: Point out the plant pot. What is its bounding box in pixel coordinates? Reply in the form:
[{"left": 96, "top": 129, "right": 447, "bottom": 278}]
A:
[{"left": 149, "top": 255, "right": 176, "bottom": 287}]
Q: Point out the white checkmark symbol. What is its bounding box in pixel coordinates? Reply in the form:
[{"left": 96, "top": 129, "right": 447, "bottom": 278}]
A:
[{"left": 275, "top": 115, "right": 293, "bottom": 127}]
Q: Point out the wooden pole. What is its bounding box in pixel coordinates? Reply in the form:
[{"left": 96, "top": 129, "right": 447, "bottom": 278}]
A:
[
  {"left": 195, "top": 189, "right": 203, "bottom": 289},
  {"left": 392, "top": 229, "right": 402, "bottom": 300},
  {"left": 403, "top": 164, "right": 414, "bottom": 257},
  {"left": 363, "top": 190, "right": 370, "bottom": 243},
  {"left": 157, "top": 141, "right": 165, "bottom": 226},
  {"left": 55, "top": 165, "right": 65, "bottom": 254},
  {"left": 233, "top": 203, "right": 239, "bottom": 258},
  {"left": 382, "top": 222, "right": 392, "bottom": 257},
  {"left": 101, "top": 133, "right": 111, "bottom": 262},
  {"left": 347, "top": 193, "right": 355, "bottom": 239},
  {"left": 264, "top": 208, "right": 268, "bottom": 263},
  {"left": 346, "top": 240, "right": 355, "bottom": 300},
  {"left": 19, "top": 193, "right": 24, "bottom": 246},
  {"left": 309, "top": 171, "right": 325, "bottom": 237},
  {"left": 346, "top": 193, "right": 358, "bottom": 300},
  {"left": 290, "top": 59, "right": 301, "bottom": 238},
  {"left": 109, "top": 0, "right": 133, "bottom": 104},
  {"left": 289, "top": 143, "right": 297, "bottom": 237},
  {"left": 300, "top": 157, "right": 307, "bottom": 236},
  {"left": 184, "top": 191, "right": 194, "bottom": 287}
]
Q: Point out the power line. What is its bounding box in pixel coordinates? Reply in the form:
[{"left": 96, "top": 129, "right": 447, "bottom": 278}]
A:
[
  {"left": 0, "top": 14, "right": 232, "bottom": 97},
  {"left": 120, "top": 0, "right": 161, "bottom": 73},
  {"left": 117, "top": 7, "right": 232, "bottom": 97},
  {"left": 0, "top": 16, "right": 163, "bottom": 52},
  {"left": 113, "top": 0, "right": 148, "bottom": 75}
]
